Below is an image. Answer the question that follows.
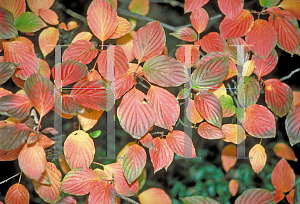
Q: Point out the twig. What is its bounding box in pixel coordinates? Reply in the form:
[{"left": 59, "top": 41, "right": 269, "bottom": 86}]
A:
[
  {"left": 177, "top": 118, "right": 195, "bottom": 129},
  {"left": 279, "top": 68, "right": 300, "bottom": 81},
  {"left": 54, "top": 1, "right": 87, "bottom": 24},
  {"left": 0, "top": 173, "right": 20, "bottom": 185},
  {"left": 117, "top": 193, "right": 140, "bottom": 204}
]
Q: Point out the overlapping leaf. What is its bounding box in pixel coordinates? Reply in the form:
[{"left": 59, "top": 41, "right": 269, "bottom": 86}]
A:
[
  {"left": 221, "top": 144, "right": 237, "bottom": 172},
  {"left": 200, "top": 32, "right": 227, "bottom": 53},
  {"left": 235, "top": 188, "right": 274, "bottom": 204},
  {"left": 0, "top": 145, "right": 23, "bottom": 161},
  {"left": 72, "top": 32, "right": 93, "bottom": 43},
  {"left": 138, "top": 188, "right": 172, "bottom": 204},
  {"left": 0, "top": 7, "right": 18, "bottom": 39},
  {"left": 249, "top": 144, "right": 267, "bottom": 173},
  {"left": 39, "top": 27, "right": 59, "bottom": 57},
  {"left": 0, "top": 62, "right": 19, "bottom": 85},
  {"left": 198, "top": 122, "right": 225, "bottom": 139},
  {"left": 190, "top": 8, "right": 209, "bottom": 33},
  {"left": 0, "top": 94, "right": 33, "bottom": 119},
  {"left": 227, "top": 37, "right": 250, "bottom": 65},
  {"left": 279, "top": 0, "right": 300, "bottom": 20},
  {"left": 175, "top": 45, "right": 200, "bottom": 67},
  {"left": 184, "top": 0, "right": 209, "bottom": 13},
  {"left": 38, "top": 59, "right": 51, "bottom": 79},
  {"left": 78, "top": 109, "right": 104, "bottom": 131},
  {"left": 273, "top": 143, "right": 297, "bottom": 161},
  {"left": 186, "top": 99, "right": 204, "bottom": 124},
  {"left": 39, "top": 8, "right": 59, "bottom": 25},
  {"left": 0, "top": 0, "right": 26, "bottom": 19},
  {"left": 260, "top": 0, "right": 280, "bottom": 7},
  {"left": 237, "top": 77, "right": 260, "bottom": 109},
  {"left": 217, "top": 0, "right": 243, "bottom": 20},
  {"left": 221, "top": 124, "right": 246, "bottom": 144},
  {"left": 5, "top": 184, "right": 29, "bottom": 204},
  {"left": 15, "top": 12, "right": 46, "bottom": 32},
  {"left": 27, "top": 0, "right": 54, "bottom": 15},
  {"left": 220, "top": 94, "right": 236, "bottom": 117},
  {"left": 139, "top": 133, "right": 155, "bottom": 149},
  {"left": 253, "top": 50, "right": 278, "bottom": 79},
  {"left": 285, "top": 103, "right": 300, "bottom": 146},
  {"left": 88, "top": 181, "right": 117, "bottom": 204},
  {"left": 170, "top": 27, "right": 197, "bottom": 42},
  {"left": 110, "top": 17, "right": 131, "bottom": 39},
  {"left": 37, "top": 134, "right": 54, "bottom": 149},
  {"left": 272, "top": 158, "right": 295, "bottom": 193}
]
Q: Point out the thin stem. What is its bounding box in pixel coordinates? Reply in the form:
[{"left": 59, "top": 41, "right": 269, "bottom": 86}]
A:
[
  {"left": 36, "top": 116, "right": 43, "bottom": 133},
  {"left": 0, "top": 173, "right": 20, "bottom": 185},
  {"left": 18, "top": 172, "right": 22, "bottom": 184},
  {"left": 117, "top": 193, "right": 140, "bottom": 204},
  {"left": 92, "top": 162, "right": 104, "bottom": 167},
  {"left": 280, "top": 68, "right": 300, "bottom": 81},
  {"left": 259, "top": 138, "right": 262, "bottom": 145}
]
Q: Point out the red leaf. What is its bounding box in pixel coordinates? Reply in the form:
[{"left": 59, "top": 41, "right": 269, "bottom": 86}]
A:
[
  {"left": 184, "top": 0, "right": 209, "bottom": 13},
  {"left": 62, "top": 40, "right": 98, "bottom": 65},
  {"left": 279, "top": 0, "right": 300, "bottom": 20},
  {"left": 0, "top": 94, "right": 33, "bottom": 119},
  {"left": 117, "top": 88, "right": 156, "bottom": 139},
  {"left": 175, "top": 46, "right": 200, "bottom": 67},
  {"left": 88, "top": 181, "right": 117, "bottom": 204},
  {"left": 0, "top": 0, "right": 26, "bottom": 19},
  {"left": 237, "top": 77, "right": 260, "bottom": 109},
  {"left": 149, "top": 137, "right": 173, "bottom": 173},
  {"left": 5, "top": 183, "right": 29, "bottom": 204},
  {"left": 70, "top": 79, "right": 113, "bottom": 111},
  {"left": 61, "top": 167, "right": 100, "bottom": 195},
  {"left": 245, "top": 19, "right": 277, "bottom": 59},
  {"left": 3, "top": 41, "right": 39, "bottom": 80},
  {"left": 39, "top": 27, "right": 59, "bottom": 57},
  {"left": 123, "top": 144, "right": 147, "bottom": 184},
  {"left": 217, "top": 0, "right": 243, "bottom": 20},
  {"left": 64, "top": 130, "right": 95, "bottom": 169},
  {"left": 190, "top": 8, "right": 209, "bottom": 33},
  {"left": 0, "top": 7, "right": 18, "bottom": 39},
  {"left": 198, "top": 122, "right": 225, "bottom": 139},
  {"left": 253, "top": 50, "right": 278, "bottom": 79},
  {"left": 200, "top": 32, "right": 227, "bottom": 53},
  {"left": 229, "top": 179, "right": 239, "bottom": 196},
  {"left": 110, "top": 17, "right": 131, "bottom": 39},
  {"left": 269, "top": 9, "right": 300, "bottom": 54},
  {"left": 227, "top": 37, "right": 250, "bottom": 65},
  {"left": 0, "top": 145, "right": 23, "bottom": 161},
  {"left": 0, "top": 61, "right": 19, "bottom": 85},
  {"left": 249, "top": 144, "right": 267, "bottom": 173},
  {"left": 27, "top": 0, "right": 54, "bottom": 15},
  {"left": 57, "top": 196, "right": 77, "bottom": 204},
  {"left": 39, "top": 8, "right": 59, "bottom": 25},
  {"left": 221, "top": 124, "right": 246, "bottom": 144},
  {"left": 220, "top": 10, "right": 254, "bottom": 39},
  {"left": 194, "top": 90, "right": 223, "bottom": 128},
  {"left": 285, "top": 103, "right": 300, "bottom": 146},
  {"left": 273, "top": 190, "right": 285, "bottom": 203},
  {"left": 235, "top": 188, "right": 274, "bottom": 204},
  {"left": 166, "top": 130, "right": 196, "bottom": 158},
  {"left": 138, "top": 188, "right": 172, "bottom": 204},
  {"left": 0, "top": 122, "right": 30, "bottom": 151},
  {"left": 170, "top": 27, "right": 198, "bottom": 42},
  {"left": 147, "top": 85, "right": 180, "bottom": 130},
  {"left": 287, "top": 189, "right": 295, "bottom": 204},
  {"left": 18, "top": 142, "right": 46, "bottom": 181},
  {"left": 221, "top": 144, "right": 237, "bottom": 172},
  {"left": 104, "top": 163, "right": 139, "bottom": 196},
  {"left": 0, "top": 88, "right": 12, "bottom": 99},
  {"left": 273, "top": 143, "right": 298, "bottom": 162},
  {"left": 186, "top": 99, "right": 204, "bottom": 124},
  {"left": 133, "top": 21, "right": 165, "bottom": 62},
  {"left": 139, "top": 133, "right": 156, "bottom": 149},
  {"left": 272, "top": 158, "right": 295, "bottom": 193},
  {"left": 264, "top": 79, "right": 293, "bottom": 117}
]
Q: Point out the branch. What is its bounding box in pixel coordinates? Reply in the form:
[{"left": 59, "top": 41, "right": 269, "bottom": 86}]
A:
[
  {"left": 0, "top": 173, "right": 20, "bottom": 185},
  {"left": 280, "top": 68, "right": 300, "bottom": 81},
  {"left": 117, "top": 193, "right": 140, "bottom": 204},
  {"left": 54, "top": 1, "right": 87, "bottom": 24}
]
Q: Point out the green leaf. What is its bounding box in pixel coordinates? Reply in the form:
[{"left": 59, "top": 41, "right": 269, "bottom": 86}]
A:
[
  {"left": 220, "top": 94, "right": 237, "bottom": 117},
  {"left": 89, "top": 130, "right": 101, "bottom": 138},
  {"left": 137, "top": 168, "right": 146, "bottom": 191},
  {"left": 259, "top": 0, "right": 280, "bottom": 8},
  {"left": 15, "top": 12, "right": 46, "bottom": 32},
  {"left": 0, "top": 7, "right": 18, "bottom": 39}
]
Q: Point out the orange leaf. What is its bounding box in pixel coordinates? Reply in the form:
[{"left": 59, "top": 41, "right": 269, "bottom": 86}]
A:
[
  {"left": 186, "top": 99, "right": 204, "bottom": 124},
  {"left": 253, "top": 50, "right": 278, "bottom": 79},
  {"left": 88, "top": 181, "right": 117, "bottom": 204},
  {"left": 273, "top": 143, "right": 297, "bottom": 162},
  {"left": 286, "top": 103, "right": 300, "bottom": 146},
  {"left": 37, "top": 134, "right": 54, "bottom": 149},
  {"left": 235, "top": 188, "right": 274, "bottom": 204},
  {"left": 72, "top": 32, "right": 93, "bottom": 44},
  {"left": 110, "top": 17, "right": 131, "bottom": 39},
  {"left": 249, "top": 144, "right": 267, "bottom": 173},
  {"left": 27, "top": 0, "right": 54, "bottom": 15},
  {"left": 78, "top": 109, "right": 104, "bottom": 131},
  {"left": 221, "top": 144, "right": 237, "bottom": 172},
  {"left": 129, "top": 0, "right": 149, "bottom": 16},
  {"left": 38, "top": 59, "right": 51, "bottom": 79},
  {"left": 200, "top": 32, "right": 227, "bottom": 53},
  {"left": 0, "top": 88, "right": 12, "bottom": 99},
  {"left": 18, "top": 142, "right": 46, "bottom": 181},
  {"left": 5, "top": 183, "right": 29, "bottom": 204},
  {"left": 39, "top": 9, "right": 59, "bottom": 25},
  {"left": 273, "top": 190, "right": 285, "bottom": 203},
  {"left": 292, "top": 91, "right": 300, "bottom": 107},
  {"left": 39, "top": 27, "right": 59, "bottom": 57},
  {"left": 170, "top": 27, "right": 198, "bottom": 42},
  {"left": 221, "top": 124, "right": 245, "bottom": 144},
  {"left": 198, "top": 122, "right": 225, "bottom": 139},
  {"left": 190, "top": 8, "right": 209, "bottom": 33},
  {"left": 67, "top": 21, "right": 77, "bottom": 31},
  {"left": 217, "top": 0, "right": 243, "bottom": 20},
  {"left": 184, "top": 0, "right": 209, "bottom": 13},
  {"left": 279, "top": 0, "right": 300, "bottom": 20},
  {"left": 87, "top": 0, "right": 118, "bottom": 42},
  {"left": 175, "top": 46, "right": 200, "bottom": 67},
  {"left": 138, "top": 188, "right": 172, "bottom": 204},
  {"left": 0, "top": 145, "right": 23, "bottom": 161},
  {"left": 287, "top": 189, "right": 295, "bottom": 204},
  {"left": 271, "top": 158, "right": 295, "bottom": 193},
  {"left": 117, "top": 31, "right": 135, "bottom": 62},
  {"left": 0, "top": 0, "right": 26, "bottom": 19},
  {"left": 64, "top": 130, "right": 95, "bottom": 169},
  {"left": 229, "top": 179, "right": 239, "bottom": 196},
  {"left": 58, "top": 155, "right": 71, "bottom": 175}
]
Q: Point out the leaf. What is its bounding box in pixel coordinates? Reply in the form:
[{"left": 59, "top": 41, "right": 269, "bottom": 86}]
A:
[
  {"left": 15, "top": 12, "right": 46, "bottom": 32},
  {"left": 0, "top": 145, "right": 23, "bottom": 161},
  {"left": 166, "top": 130, "right": 196, "bottom": 158},
  {"left": 0, "top": 0, "right": 26, "bottom": 19},
  {"left": 287, "top": 189, "right": 295, "bottom": 204},
  {"left": 242, "top": 60, "right": 255, "bottom": 76},
  {"left": 149, "top": 137, "right": 173, "bottom": 173},
  {"left": 138, "top": 188, "right": 172, "bottom": 204},
  {"left": 27, "top": 0, "right": 54, "bottom": 15},
  {"left": 260, "top": 0, "right": 280, "bottom": 7},
  {"left": 221, "top": 144, "right": 237, "bottom": 172},
  {"left": 140, "top": 133, "right": 155, "bottom": 149},
  {"left": 279, "top": 0, "right": 300, "bottom": 20},
  {"left": 88, "top": 181, "right": 117, "bottom": 204},
  {"left": 253, "top": 50, "right": 278, "bottom": 79},
  {"left": 245, "top": 104, "right": 276, "bottom": 138},
  {"left": 129, "top": 0, "right": 149, "bottom": 16},
  {"left": 194, "top": 90, "right": 223, "bottom": 128},
  {"left": 285, "top": 103, "right": 300, "bottom": 146},
  {"left": 269, "top": 9, "right": 300, "bottom": 54},
  {"left": 218, "top": 0, "right": 243, "bottom": 20},
  {"left": 0, "top": 88, "right": 12, "bottom": 98},
  {"left": 70, "top": 79, "right": 113, "bottom": 111},
  {"left": 104, "top": 163, "right": 139, "bottom": 196},
  {"left": 24, "top": 73, "right": 54, "bottom": 118},
  {"left": 5, "top": 184, "right": 29, "bottom": 204},
  {"left": 190, "top": 8, "right": 209, "bottom": 33},
  {"left": 3, "top": 41, "right": 39, "bottom": 80},
  {"left": 123, "top": 144, "right": 146, "bottom": 184},
  {"left": 0, "top": 7, "right": 18, "bottom": 39},
  {"left": 237, "top": 77, "right": 260, "bottom": 109},
  {"left": 235, "top": 188, "right": 274, "bottom": 204},
  {"left": 60, "top": 94, "right": 84, "bottom": 115},
  {"left": 97, "top": 46, "right": 129, "bottom": 81},
  {"left": 87, "top": 0, "right": 118, "bottom": 42},
  {"left": 184, "top": 0, "right": 209, "bottom": 13},
  {"left": 227, "top": 37, "right": 250, "bottom": 65},
  {"left": 147, "top": 85, "right": 179, "bottom": 130},
  {"left": 271, "top": 158, "right": 295, "bottom": 193},
  {"left": 39, "top": 8, "right": 59, "bottom": 25},
  {"left": 72, "top": 32, "right": 93, "bottom": 43},
  {"left": 186, "top": 99, "right": 204, "bottom": 124},
  {"left": 77, "top": 110, "right": 103, "bottom": 132},
  {"left": 62, "top": 40, "right": 98, "bottom": 64},
  {"left": 220, "top": 9, "right": 254, "bottom": 39},
  {"left": 137, "top": 168, "right": 147, "bottom": 191},
  {"left": 198, "top": 122, "right": 225, "bottom": 139},
  {"left": 32, "top": 162, "right": 62, "bottom": 203},
  {"left": 110, "top": 17, "right": 131, "bottom": 39},
  {"left": 273, "top": 190, "right": 285, "bottom": 203},
  {"left": 143, "top": 55, "right": 189, "bottom": 87},
  {"left": 0, "top": 62, "right": 19, "bottom": 85},
  {"left": 133, "top": 21, "right": 166, "bottom": 62},
  {"left": 229, "top": 179, "right": 239, "bottom": 196},
  {"left": 200, "top": 32, "right": 227, "bottom": 53},
  {"left": 0, "top": 122, "right": 30, "bottom": 151},
  {"left": 39, "top": 27, "right": 59, "bottom": 57},
  {"left": 273, "top": 143, "right": 297, "bottom": 162},
  {"left": 117, "top": 142, "right": 136, "bottom": 164},
  {"left": 292, "top": 91, "right": 300, "bottom": 107},
  {"left": 37, "top": 134, "right": 54, "bottom": 149},
  {"left": 64, "top": 130, "right": 95, "bottom": 169},
  {"left": 245, "top": 19, "right": 277, "bottom": 59},
  {"left": 61, "top": 167, "right": 100, "bottom": 195},
  {"left": 191, "top": 56, "right": 229, "bottom": 89},
  {"left": 264, "top": 79, "right": 293, "bottom": 117},
  {"left": 38, "top": 59, "right": 51, "bottom": 79},
  {"left": 175, "top": 45, "right": 200, "bottom": 67},
  {"left": 117, "top": 31, "right": 136, "bottom": 62},
  {"left": 89, "top": 130, "right": 102, "bottom": 139},
  {"left": 58, "top": 155, "right": 71, "bottom": 175},
  {"left": 182, "top": 196, "right": 220, "bottom": 204},
  {"left": 170, "top": 27, "right": 198, "bottom": 42},
  {"left": 18, "top": 142, "right": 46, "bottom": 181},
  {"left": 221, "top": 124, "right": 246, "bottom": 144},
  {"left": 57, "top": 196, "right": 77, "bottom": 204},
  {"left": 220, "top": 94, "right": 236, "bottom": 117},
  {"left": 0, "top": 94, "right": 33, "bottom": 119},
  {"left": 249, "top": 144, "right": 267, "bottom": 173}
]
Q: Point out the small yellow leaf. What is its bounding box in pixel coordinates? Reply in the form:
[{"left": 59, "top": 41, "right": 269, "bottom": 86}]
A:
[
  {"left": 242, "top": 60, "right": 255, "bottom": 76},
  {"left": 249, "top": 144, "right": 267, "bottom": 173}
]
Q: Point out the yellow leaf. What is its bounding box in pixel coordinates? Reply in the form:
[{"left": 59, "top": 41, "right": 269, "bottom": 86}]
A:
[
  {"left": 242, "top": 60, "right": 255, "bottom": 76},
  {"left": 249, "top": 144, "right": 267, "bottom": 173}
]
